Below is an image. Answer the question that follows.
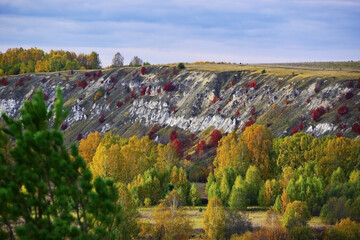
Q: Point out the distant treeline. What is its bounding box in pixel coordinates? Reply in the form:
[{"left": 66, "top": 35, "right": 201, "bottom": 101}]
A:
[{"left": 0, "top": 47, "right": 101, "bottom": 76}]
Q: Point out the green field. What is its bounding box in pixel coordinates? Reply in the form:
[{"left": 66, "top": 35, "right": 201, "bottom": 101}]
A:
[{"left": 139, "top": 206, "right": 326, "bottom": 232}]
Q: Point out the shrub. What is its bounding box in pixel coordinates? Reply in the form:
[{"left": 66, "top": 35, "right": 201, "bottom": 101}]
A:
[
  {"left": 43, "top": 93, "right": 49, "bottom": 101},
  {"left": 236, "top": 110, "right": 240, "bottom": 117},
  {"left": 130, "top": 90, "right": 136, "bottom": 99},
  {"left": 261, "top": 69, "right": 266, "bottom": 74},
  {"left": 314, "top": 84, "right": 320, "bottom": 93},
  {"left": 140, "top": 67, "right": 146, "bottom": 75},
  {"left": 172, "top": 139, "right": 183, "bottom": 156},
  {"left": 345, "top": 91, "right": 354, "bottom": 99},
  {"left": 310, "top": 106, "right": 326, "bottom": 122},
  {"left": 347, "top": 81, "right": 354, "bottom": 88},
  {"left": 338, "top": 105, "right": 349, "bottom": 115},
  {"left": 77, "top": 133, "right": 83, "bottom": 141},
  {"left": 241, "top": 117, "right": 255, "bottom": 131},
  {"left": 163, "top": 81, "right": 175, "bottom": 92},
  {"left": 249, "top": 80, "right": 257, "bottom": 89},
  {"left": 140, "top": 86, "right": 147, "bottom": 96},
  {"left": 196, "top": 140, "right": 206, "bottom": 157},
  {"left": 177, "top": 62, "right": 185, "bottom": 69},
  {"left": 209, "top": 129, "right": 222, "bottom": 147},
  {"left": 0, "top": 78, "right": 8, "bottom": 86},
  {"left": 170, "top": 130, "right": 178, "bottom": 141},
  {"left": 60, "top": 123, "right": 68, "bottom": 130},
  {"left": 84, "top": 71, "right": 90, "bottom": 77},
  {"left": 99, "top": 114, "right": 105, "bottom": 123},
  {"left": 352, "top": 123, "right": 360, "bottom": 134},
  {"left": 94, "top": 87, "right": 105, "bottom": 101},
  {"left": 144, "top": 197, "right": 151, "bottom": 207},
  {"left": 116, "top": 101, "right": 123, "bottom": 108}
]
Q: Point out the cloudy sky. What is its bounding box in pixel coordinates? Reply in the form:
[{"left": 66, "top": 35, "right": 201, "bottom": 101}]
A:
[{"left": 0, "top": 0, "right": 359, "bottom": 66}]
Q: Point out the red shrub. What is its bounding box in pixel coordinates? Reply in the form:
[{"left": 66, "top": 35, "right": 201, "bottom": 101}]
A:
[
  {"left": 336, "top": 115, "right": 341, "bottom": 123},
  {"left": 141, "top": 67, "right": 146, "bottom": 75},
  {"left": 163, "top": 70, "right": 169, "bottom": 75},
  {"left": 172, "top": 66, "right": 178, "bottom": 75},
  {"left": 77, "top": 80, "right": 87, "bottom": 89},
  {"left": 172, "top": 139, "right": 183, "bottom": 155},
  {"left": 298, "top": 122, "right": 304, "bottom": 130},
  {"left": 310, "top": 106, "right": 326, "bottom": 122},
  {"left": 186, "top": 154, "right": 192, "bottom": 160},
  {"left": 140, "top": 86, "right": 147, "bottom": 96},
  {"left": 147, "top": 130, "right": 155, "bottom": 139},
  {"left": 352, "top": 123, "right": 360, "bottom": 134},
  {"left": 70, "top": 69, "right": 74, "bottom": 74},
  {"left": 163, "top": 81, "right": 175, "bottom": 92},
  {"left": 339, "top": 123, "right": 347, "bottom": 130},
  {"left": 338, "top": 105, "right": 349, "bottom": 115},
  {"left": 124, "top": 96, "right": 131, "bottom": 103},
  {"left": 99, "top": 114, "right": 105, "bottom": 124},
  {"left": 77, "top": 133, "right": 83, "bottom": 141},
  {"left": 110, "top": 76, "right": 116, "bottom": 84},
  {"left": 335, "top": 132, "right": 343, "bottom": 137},
  {"left": 0, "top": 78, "right": 8, "bottom": 86},
  {"left": 43, "top": 93, "right": 49, "bottom": 101},
  {"left": 345, "top": 92, "right": 354, "bottom": 99},
  {"left": 306, "top": 98, "right": 311, "bottom": 104},
  {"left": 212, "top": 96, "right": 217, "bottom": 104},
  {"left": 196, "top": 140, "right": 206, "bottom": 157},
  {"left": 108, "top": 98, "right": 112, "bottom": 103},
  {"left": 291, "top": 126, "right": 299, "bottom": 135},
  {"left": 84, "top": 72, "right": 90, "bottom": 77},
  {"left": 130, "top": 90, "right": 136, "bottom": 99},
  {"left": 157, "top": 88, "right": 161, "bottom": 94},
  {"left": 230, "top": 80, "right": 235, "bottom": 87},
  {"left": 170, "top": 130, "right": 178, "bottom": 141},
  {"left": 60, "top": 123, "right": 68, "bottom": 130},
  {"left": 242, "top": 117, "right": 255, "bottom": 131},
  {"left": 209, "top": 129, "right": 222, "bottom": 147},
  {"left": 300, "top": 116, "right": 306, "bottom": 121},
  {"left": 218, "top": 97, "right": 222, "bottom": 101},
  {"left": 236, "top": 110, "right": 240, "bottom": 117},
  {"left": 217, "top": 107, "right": 222, "bottom": 113},
  {"left": 147, "top": 87, "right": 151, "bottom": 95},
  {"left": 171, "top": 106, "right": 178, "bottom": 113},
  {"left": 250, "top": 107, "right": 256, "bottom": 115},
  {"left": 249, "top": 80, "right": 257, "bottom": 89},
  {"left": 285, "top": 99, "right": 289, "bottom": 105},
  {"left": 314, "top": 84, "right": 320, "bottom": 93},
  {"left": 347, "top": 81, "right": 354, "bottom": 88}
]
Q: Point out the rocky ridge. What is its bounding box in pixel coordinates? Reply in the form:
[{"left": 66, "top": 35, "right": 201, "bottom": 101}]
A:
[{"left": 0, "top": 66, "right": 359, "bottom": 142}]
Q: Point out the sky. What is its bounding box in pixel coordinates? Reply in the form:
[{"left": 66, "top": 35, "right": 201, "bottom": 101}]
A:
[{"left": 0, "top": 0, "right": 359, "bottom": 67}]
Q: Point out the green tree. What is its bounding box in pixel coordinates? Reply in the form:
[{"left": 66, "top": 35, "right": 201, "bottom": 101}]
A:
[
  {"left": 189, "top": 184, "right": 201, "bottom": 207},
  {"left": 129, "top": 56, "right": 143, "bottom": 67},
  {"left": 0, "top": 87, "right": 123, "bottom": 239},
  {"left": 245, "top": 165, "right": 262, "bottom": 205},
  {"left": 283, "top": 201, "right": 311, "bottom": 230},
  {"left": 228, "top": 186, "right": 248, "bottom": 211}
]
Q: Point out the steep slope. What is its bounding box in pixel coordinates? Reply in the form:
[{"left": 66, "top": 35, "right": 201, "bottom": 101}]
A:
[{"left": 0, "top": 65, "right": 359, "bottom": 144}]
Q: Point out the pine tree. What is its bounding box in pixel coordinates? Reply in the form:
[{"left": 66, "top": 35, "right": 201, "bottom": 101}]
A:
[{"left": 0, "top": 87, "right": 123, "bottom": 239}]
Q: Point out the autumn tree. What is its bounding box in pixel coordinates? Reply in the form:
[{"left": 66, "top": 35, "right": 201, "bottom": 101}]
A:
[
  {"left": 79, "top": 131, "right": 102, "bottom": 164},
  {"left": 112, "top": 52, "right": 124, "bottom": 67},
  {"left": 213, "top": 132, "right": 250, "bottom": 176},
  {"left": 283, "top": 201, "right": 311, "bottom": 229},
  {"left": 241, "top": 124, "right": 274, "bottom": 179},
  {"left": 325, "top": 218, "right": 360, "bottom": 240},
  {"left": 203, "top": 197, "right": 226, "bottom": 240},
  {"left": 0, "top": 87, "right": 123, "bottom": 239},
  {"left": 152, "top": 190, "right": 192, "bottom": 239},
  {"left": 156, "top": 143, "right": 179, "bottom": 170},
  {"left": 209, "top": 129, "right": 223, "bottom": 147}
]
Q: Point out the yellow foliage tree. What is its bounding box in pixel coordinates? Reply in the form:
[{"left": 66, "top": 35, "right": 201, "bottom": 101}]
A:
[
  {"left": 79, "top": 131, "right": 102, "bottom": 164},
  {"left": 156, "top": 143, "right": 178, "bottom": 170},
  {"left": 213, "top": 132, "right": 250, "bottom": 176},
  {"left": 152, "top": 190, "right": 192, "bottom": 240},
  {"left": 241, "top": 124, "right": 273, "bottom": 179},
  {"left": 203, "top": 197, "right": 226, "bottom": 240}
]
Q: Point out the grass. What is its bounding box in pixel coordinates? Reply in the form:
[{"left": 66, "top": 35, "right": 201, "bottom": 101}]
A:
[
  {"left": 184, "top": 62, "right": 360, "bottom": 80},
  {"left": 138, "top": 206, "right": 327, "bottom": 231}
]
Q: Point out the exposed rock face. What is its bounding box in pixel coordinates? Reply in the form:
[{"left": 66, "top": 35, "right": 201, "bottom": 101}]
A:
[{"left": 0, "top": 66, "right": 359, "bottom": 142}]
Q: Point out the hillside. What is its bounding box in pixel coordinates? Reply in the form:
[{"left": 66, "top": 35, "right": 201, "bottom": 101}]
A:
[{"left": 0, "top": 63, "right": 360, "bottom": 145}]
